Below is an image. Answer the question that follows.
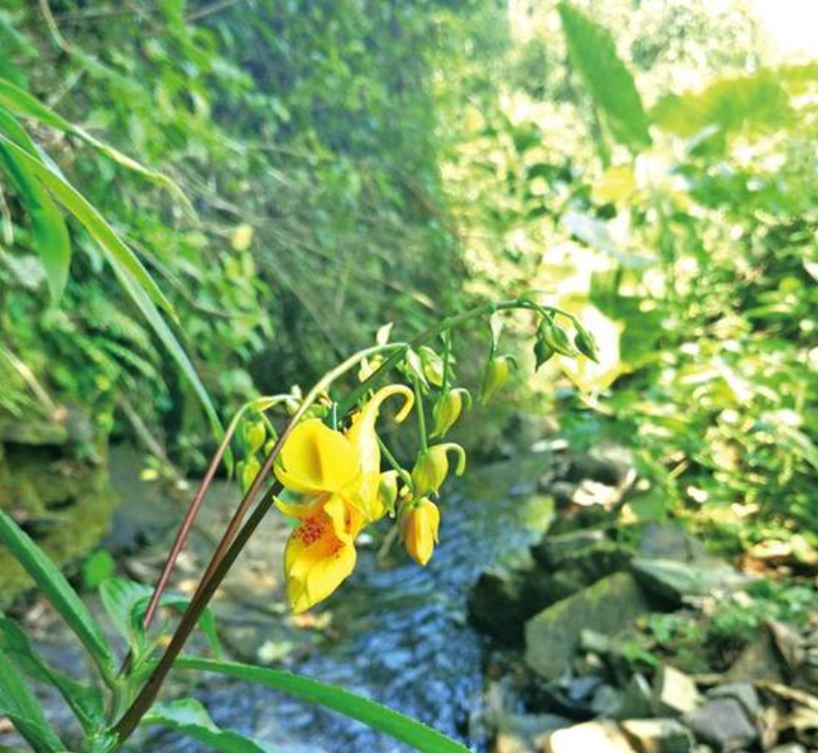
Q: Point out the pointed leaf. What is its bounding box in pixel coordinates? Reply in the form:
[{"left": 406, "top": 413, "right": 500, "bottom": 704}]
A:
[
  {"left": 0, "top": 76, "right": 193, "bottom": 213},
  {"left": 176, "top": 657, "right": 471, "bottom": 753},
  {"left": 0, "top": 508, "right": 115, "bottom": 678},
  {"left": 0, "top": 614, "right": 104, "bottom": 734},
  {"left": 0, "top": 648, "right": 65, "bottom": 752},
  {"left": 0, "top": 108, "right": 71, "bottom": 300},
  {"left": 558, "top": 2, "right": 651, "bottom": 150},
  {"left": 144, "top": 699, "right": 274, "bottom": 753}
]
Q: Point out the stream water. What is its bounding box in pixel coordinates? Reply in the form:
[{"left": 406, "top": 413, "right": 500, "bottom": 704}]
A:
[{"left": 151, "top": 457, "right": 553, "bottom": 753}]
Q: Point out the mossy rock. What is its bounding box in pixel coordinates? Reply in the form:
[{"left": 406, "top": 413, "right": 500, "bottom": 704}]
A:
[{"left": 0, "top": 437, "right": 116, "bottom": 606}]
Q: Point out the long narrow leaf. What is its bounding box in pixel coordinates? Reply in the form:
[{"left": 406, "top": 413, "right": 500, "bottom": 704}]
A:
[
  {"left": 0, "top": 132, "right": 223, "bottom": 440},
  {"left": 144, "top": 699, "right": 273, "bottom": 753},
  {"left": 0, "top": 76, "right": 193, "bottom": 213},
  {"left": 0, "top": 139, "right": 71, "bottom": 300},
  {"left": 0, "top": 131, "right": 174, "bottom": 315},
  {"left": 558, "top": 2, "right": 651, "bottom": 150},
  {"left": 0, "top": 508, "right": 115, "bottom": 678},
  {"left": 176, "top": 657, "right": 472, "bottom": 753},
  {"left": 108, "top": 256, "right": 225, "bottom": 445},
  {"left": 0, "top": 648, "right": 65, "bottom": 752},
  {"left": 0, "top": 615, "right": 105, "bottom": 735}
]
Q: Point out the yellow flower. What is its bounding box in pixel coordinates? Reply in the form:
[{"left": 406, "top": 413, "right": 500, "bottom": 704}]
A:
[
  {"left": 411, "top": 443, "right": 466, "bottom": 496},
  {"left": 402, "top": 497, "right": 440, "bottom": 566},
  {"left": 277, "top": 492, "right": 364, "bottom": 614},
  {"left": 274, "top": 385, "right": 413, "bottom": 612}
]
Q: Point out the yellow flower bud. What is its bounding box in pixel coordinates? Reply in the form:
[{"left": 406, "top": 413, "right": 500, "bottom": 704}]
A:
[
  {"left": 375, "top": 470, "right": 400, "bottom": 518},
  {"left": 480, "top": 355, "right": 516, "bottom": 405},
  {"left": 239, "top": 456, "right": 261, "bottom": 493},
  {"left": 411, "top": 443, "right": 466, "bottom": 496},
  {"left": 430, "top": 388, "right": 471, "bottom": 438},
  {"left": 402, "top": 497, "right": 440, "bottom": 566}
]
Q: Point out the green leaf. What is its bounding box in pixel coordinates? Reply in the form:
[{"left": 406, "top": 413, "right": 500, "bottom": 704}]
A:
[
  {"left": 100, "top": 578, "right": 221, "bottom": 661},
  {"left": 557, "top": 2, "right": 651, "bottom": 150},
  {"left": 0, "top": 108, "right": 71, "bottom": 301},
  {"left": 0, "top": 508, "right": 115, "bottom": 678},
  {"left": 0, "top": 131, "right": 174, "bottom": 315},
  {"left": 176, "top": 657, "right": 471, "bottom": 753},
  {"left": 0, "top": 76, "right": 194, "bottom": 214},
  {"left": 0, "top": 648, "right": 64, "bottom": 752},
  {"left": 0, "top": 615, "right": 105, "bottom": 735},
  {"left": 143, "top": 699, "right": 274, "bottom": 753},
  {"left": 107, "top": 257, "right": 226, "bottom": 450},
  {"left": 651, "top": 69, "right": 793, "bottom": 142}
]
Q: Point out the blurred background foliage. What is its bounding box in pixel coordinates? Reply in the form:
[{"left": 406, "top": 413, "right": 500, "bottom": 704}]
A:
[{"left": 0, "top": 0, "right": 815, "bottom": 570}]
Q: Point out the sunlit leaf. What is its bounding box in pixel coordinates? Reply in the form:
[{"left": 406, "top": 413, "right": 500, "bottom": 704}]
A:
[
  {"left": 652, "top": 70, "right": 793, "bottom": 141},
  {"left": 557, "top": 2, "right": 651, "bottom": 150}
]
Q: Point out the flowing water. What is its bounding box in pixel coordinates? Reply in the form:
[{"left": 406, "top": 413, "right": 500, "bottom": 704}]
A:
[{"left": 151, "top": 456, "right": 553, "bottom": 753}]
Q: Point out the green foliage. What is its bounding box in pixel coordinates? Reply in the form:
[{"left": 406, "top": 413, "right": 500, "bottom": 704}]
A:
[
  {"left": 0, "top": 513, "right": 471, "bottom": 753},
  {"left": 557, "top": 2, "right": 651, "bottom": 150},
  {"left": 144, "top": 699, "right": 274, "bottom": 753},
  {"left": 176, "top": 657, "right": 472, "bottom": 753},
  {"left": 0, "top": 648, "right": 65, "bottom": 752},
  {"left": 0, "top": 507, "right": 114, "bottom": 678}
]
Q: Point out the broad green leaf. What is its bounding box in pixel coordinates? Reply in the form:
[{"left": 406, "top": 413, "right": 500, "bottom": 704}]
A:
[
  {"left": 176, "top": 657, "right": 471, "bottom": 753},
  {"left": 0, "top": 108, "right": 71, "bottom": 300},
  {"left": 0, "top": 615, "right": 105, "bottom": 734},
  {"left": 557, "top": 2, "right": 651, "bottom": 150},
  {"left": 0, "top": 132, "right": 174, "bottom": 315},
  {"left": 0, "top": 76, "right": 194, "bottom": 214},
  {"left": 651, "top": 70, "right": 793, "bottom": 142},
  {"left": 143, "top": 699, "right": 274, "bottom": 753},
  {"left": 0, "top": 508, "right": 115, "bottom": 678},
  {"left": 0, "top": 648, "right": 64, "bottom": 752},
  {"left": 99, "top": 578, "right": 220, "bottom": 660}
]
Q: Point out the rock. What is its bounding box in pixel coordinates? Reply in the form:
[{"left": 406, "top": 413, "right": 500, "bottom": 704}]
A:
[
  {"left": 636, "top": 524, "right": 710, "bottom": 563},
  {"left": 565, "top": 453, "right": 628, "bottom": 487},
  {"left": 724, "top": 627, "right": 787, "bottom": 684},
  {"left": 653, "top": 665, "right": 702, "bottom": 716},
  {"left": 525, "top": 572, "right": 652, "bottom": 680},
  {"left": 493, "top": 713, "right": 571, "bottom": 753},
  {"left": 768, "top": 744, "right": 807, "bottom": 753},
  {"left": 613, "top": 675, "right": 655, "bottom": 720},
  {"left": 532, "top": 530, "right": 608, "bottom": 566},
  {"left": 621, "top": 718, "right": 694, "bottom": 753},
  {"left": 539, "top": 721, "right": 636, "bottom": 753},
  {"left": 707, "top": 683, "right": 762, "bottom": 721},
  {"left": 685, "top": 698, "right": 758, "bottom": 752},
  {"left": 469, "top": 563, "right": 538, "bottom": 644},
  {"left": 631, "top": 558, "right": 747, "bottom": 604},
  {"left": 471, "top": 533, "right": 632, "bottom": 643}
]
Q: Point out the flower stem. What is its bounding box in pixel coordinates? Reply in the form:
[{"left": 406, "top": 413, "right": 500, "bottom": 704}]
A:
[{"left": 413, "top": 377, "right": 428, "bottom": 452}]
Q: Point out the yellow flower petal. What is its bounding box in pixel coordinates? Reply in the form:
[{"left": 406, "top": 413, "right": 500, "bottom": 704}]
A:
[
  {"left": 344, "top": 384, "right": 413, "bottom": 522},
  {"left": 283, "top": 512, "right": 358, "bottom": 613},
  {"left": 275, "top": 419, "right": 360, "bottom": 494}
]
